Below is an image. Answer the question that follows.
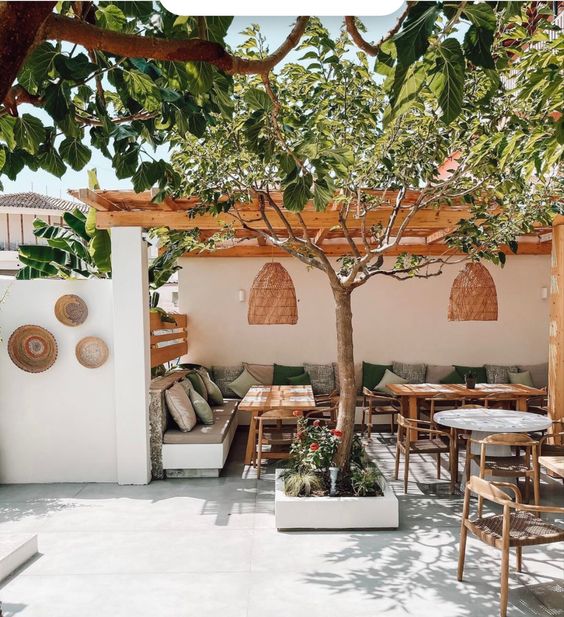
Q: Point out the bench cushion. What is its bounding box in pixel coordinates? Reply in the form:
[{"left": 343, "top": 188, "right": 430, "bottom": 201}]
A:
[{"left": 163, "top": 401, "right": 238, "bottom": 445}]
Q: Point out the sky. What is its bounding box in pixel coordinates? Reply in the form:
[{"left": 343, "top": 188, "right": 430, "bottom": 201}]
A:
[{"left": 1, "top": 13, "right": 405, "bottom": 200}]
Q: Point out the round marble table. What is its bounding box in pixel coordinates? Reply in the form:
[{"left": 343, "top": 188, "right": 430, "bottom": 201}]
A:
[{"left": 434, "top": 408, "right": 552, "bottom": 466}]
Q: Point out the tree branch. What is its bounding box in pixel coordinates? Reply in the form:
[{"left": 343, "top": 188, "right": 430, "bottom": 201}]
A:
[
  {"left": 344, "top": 6, "right": 412, "bottom": 57},
  {"left": 42, "top": 14, "right": 310, "bottom": 76}
]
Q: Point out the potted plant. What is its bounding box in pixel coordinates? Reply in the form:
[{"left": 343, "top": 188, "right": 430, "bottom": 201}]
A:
[
  {"left": 465, "top": 371, "right": 477, "bottom": 389},
  {"left": 275, "top": 415, "right": 398, "bottom": 530}
]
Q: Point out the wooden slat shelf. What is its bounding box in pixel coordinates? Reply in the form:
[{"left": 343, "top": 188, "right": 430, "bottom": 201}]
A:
[{"left": 149, "top": 312, "right": 188, "bottom": 368}]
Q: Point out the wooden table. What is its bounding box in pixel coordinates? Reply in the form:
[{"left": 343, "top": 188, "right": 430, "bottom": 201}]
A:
[
  {"left": 539, "top": 456, "right": 564, "bottom": 478},
  {"left": 387, "top": 383, "right": 546, "bottom": 422},
  {"left": 238, "top": 385, "right": 316, "bottom": 465}
]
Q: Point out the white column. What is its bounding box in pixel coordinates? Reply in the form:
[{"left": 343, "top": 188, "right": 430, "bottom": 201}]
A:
[{"left": 112, "top": 227, "right": 152, "bottom": 484}]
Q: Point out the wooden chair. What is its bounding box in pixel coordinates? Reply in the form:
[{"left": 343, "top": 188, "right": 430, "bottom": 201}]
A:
[
  {"left": 539, "top": 420, "right": 564, "bottom": 456},
  {"left": 394, "top": 414, "right": 456, "bottom": 493},
  {"left": 254, "top": 409, "right": 299, "bottom": 479},
  {"left": 463, "top": 433, "right": 540, "bottom": 509},
  {"left": 362, "top": 387, "right": 400, "bottom": 437},
  {"left": 458, "top": 476, "right": 564, "bottom": 617},
  {"left": 310, "top": 391, "right": 339, "bottom": 425}
]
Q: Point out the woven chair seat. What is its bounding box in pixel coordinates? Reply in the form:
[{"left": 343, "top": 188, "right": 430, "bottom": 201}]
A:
[
  {"left": 468, "top": 511, "right": 564, "bottom": 548},
  {"left": 480, "top": 456, "right": 530, "bottom": 474},
  {"left": 408, "top": 438, "right": 449, "bottom": 454}
]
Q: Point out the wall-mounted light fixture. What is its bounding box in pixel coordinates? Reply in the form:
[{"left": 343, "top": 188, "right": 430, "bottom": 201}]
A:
[
  {"left": 238, "top": 289, "right": 246, "bottom": 303},
  {"left": 541, "top": 286, "right": 549, "bottom": 300}
]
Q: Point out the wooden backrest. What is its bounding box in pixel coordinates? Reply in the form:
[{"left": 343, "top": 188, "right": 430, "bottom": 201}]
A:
[
  {"left": 466, "top": 476, "right": 514, "bottom": 506},
  {"left": 481, "top": 432, "right": 537, "bottom": 447}
]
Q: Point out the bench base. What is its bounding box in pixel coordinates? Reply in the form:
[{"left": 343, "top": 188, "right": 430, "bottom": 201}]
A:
[{"left": 166, "top": 468, "right": 220, "bottom": 478}]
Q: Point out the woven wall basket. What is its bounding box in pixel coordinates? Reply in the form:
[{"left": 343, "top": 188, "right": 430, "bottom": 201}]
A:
[
  {"left": 248, "top": 262, "right": 298, "bottom": 325},
  {"left": 448, "top": 262, "right": 498, "bottom": 321},
  {"left": 8, "top": 325, "right": 58, "bottom": 373}
]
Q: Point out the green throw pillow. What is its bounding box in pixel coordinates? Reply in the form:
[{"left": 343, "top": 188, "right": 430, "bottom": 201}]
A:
[
  {"left": 440, "top": 369, "right": 465, "bottom": 384},
  {"left": 186, "top": 371, "right": 208, "bottom": 400},
  {"left": 187, "top": 386, "right": 214, "bottom": 425},
  {"left": 508, "top": 371, "right": 534, "bottom": 387},
  {"left": 362, "top": 362, "right": 393, "bottom": 390},
  {"left": 197, "top": 369, "right": 224, "bottom": 405},
  {"left": 375, "top": 369, "right": 408, "bottom": 395},
  {"left": 454, "top": 365, "right": 487, "bottom": 383},
  {"left": 273, "top": 363, "right": 305, "bottom": 385},
  {"left": 228, "top": 368, "right": 261, "bottom": 398},
  {"left": 288, "top": 372, "right": 311, "bottom": 386}
]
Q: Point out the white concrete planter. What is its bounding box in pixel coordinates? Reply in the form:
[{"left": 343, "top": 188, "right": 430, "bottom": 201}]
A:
[{"left": 275, "top": 470, "right": 399, "bottom": 530}]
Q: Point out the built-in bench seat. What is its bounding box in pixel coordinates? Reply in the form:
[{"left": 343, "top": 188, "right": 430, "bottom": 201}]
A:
[{"left": 149, "top": 371, "right": 239, "bottom": 479}]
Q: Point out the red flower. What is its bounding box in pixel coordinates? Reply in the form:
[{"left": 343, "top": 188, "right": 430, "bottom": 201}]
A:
[
  {"left": 297, "top": 431, "right": 304, "bottom": 440},
  {"left": 331, "top": 429, "right": 343, "bottom": 438},
  {"left": 292, "top": 410, "right": 303, "bottom": 417},
  {"left": 312, "top": 419, "right": 321, "bottom": 427},
  {"left": 310, "top": 442, "right": 320, "bottom": 451}
]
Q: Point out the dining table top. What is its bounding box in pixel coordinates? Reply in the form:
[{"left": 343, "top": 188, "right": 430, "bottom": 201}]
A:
[
  {"left": 238, "top": 385, "right": 316, "bottom": 412},
  {"left": 433, "top": 407, "right": 552, "bottom": 433},
  {"left": 386, "top": 383, "right": 546, "bottom": 398}
]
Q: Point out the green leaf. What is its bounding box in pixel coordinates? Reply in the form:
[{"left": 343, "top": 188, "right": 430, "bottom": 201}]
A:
[
  {"left": 38, "top": 148, "right": 66, "bottom": 178},
  {"left": 385, "top": 63, "right": 425, "bottom": 124},
  {"left": 123, "top": 70, "right": 161, "bottom": 112},
  {"left": 85, "top": 208, "right": 97, "bottom": 237},
  {"left": 18, "top": 42, "right": 57, "bottom": 88},
  {"left": 313, "top": 176, "right": 335, "bottom": 212},
  {"left": 19, "top": 244, "right": 66, "bottom": 263},
  {"left": 88, "top": 168, "right": 100, "bottom": 190},
  {"left": 53, "top": 53, "right": 97, "bottom": 81},
  {"left": 394, "top": 3, "right": 441, "bottom": 67},
  {"left": 0, "top": 115, "right": 17, "bottom": 150},
  {"left": 244, "top": 88, "right": 273, "bottom": 111},
  {"left": 16, "top": 264, "right": 55, "bottom": 280},
  {"left": 463, "top": 4, "right": 497, "bottom": 31},
  {"left": 429, "top": 38, "right": 465, "bottom": 123},
  {"left": 556, "top": 115, "right": 564, "bottom": 145},
  {"left": 185, "top": 62, "right": 214, "bottom": 95},
  {"left": 14, "top": 114, "right": 46, "bottom": 155},
  {"left": 59, "top": 137, "right": 91, "bottom": 171},
  {"left": 283, "top": 175, "right": 312, "bottom": 212},
  {"left": 43, "top": 82, "right": 70, "bottom": 121},
  {"left": 0, "top": 148, "right": 5, "bottom": 171},
  {"left": 132, "top": 161, "right": 161, "bottom": 192},
  {"left": 63, "top": 210, "right": 89, "bottom": 241},
  {"left": 113, "top": 144, "right": 139, "bottom": 179},
  {"left": 96, "top": 4, "right": 127, "bottom": 30},
  {"left": 463, "top": 25, "right": 495, "bottom": 69},
  {"left": 89, "top": 230, "right": 112, "bottom": 272}
]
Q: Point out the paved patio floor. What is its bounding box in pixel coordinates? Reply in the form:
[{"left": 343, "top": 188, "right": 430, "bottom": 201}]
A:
[{"left": 0, "top": 430, "right": 562, "bottom": 617}]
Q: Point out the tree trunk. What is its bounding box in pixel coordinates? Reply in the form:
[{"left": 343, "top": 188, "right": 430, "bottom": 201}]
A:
[
  {"left": 0, "top": 1, "right": 56, "bottom": 105},
  {"left": 332, "top": 286, "right": 356, "bottom": 469}
]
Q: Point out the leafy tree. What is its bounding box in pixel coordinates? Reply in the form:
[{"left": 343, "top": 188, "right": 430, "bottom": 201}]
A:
[
  {"left": 1, "top": 3, "right": 552, "bottom": 194},
  {"left": 170, "top": 12, "right": 563, "bottom": 467}
]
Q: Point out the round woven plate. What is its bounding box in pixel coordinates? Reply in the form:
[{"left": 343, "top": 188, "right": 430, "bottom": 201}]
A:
[
  {"left": 54, "top": 294, "right": 88, "bottom": 326},
  {"left": 76, "top": 336, "right": 109, "bottom": 369},
  {"left": 8, "top": 325, "right": 58, "bottom": 373}
]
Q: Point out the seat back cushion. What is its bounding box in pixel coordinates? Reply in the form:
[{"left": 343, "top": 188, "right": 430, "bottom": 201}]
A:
[
  {"left": 165, "top": 382, "right": 197, "bottom": 432},
  {"left": 181, "top": 381, "right": 214, "bottom": 425},
  {"left": 197, "top": 368, "right": 224, "bottom": 405},
  {"left": 426, "top": 365, "right": 453, "bottom": 383},
  {"left": 244, "top": 363, "right": 274, "bottom": 385},
  {"left": 517, "top": 363, "right": 548, "bottom": 388},
  {"left": 186, "top": 371, "right": 208, "bottom": 399},
  {"left": 211, "top": 364, "right": 244, "bottom": 398},
  {"left": 362, "top": 362, "right": 393, "bottom": 391},
  {"left": 273, "top": 363, "right": 305, "bottom": 385},
  {"left": 288, "top": 371, "right": 311, "bottom": 386},
  {"left": 228, "top": 367, "right": 262, "bottom": 398},
  {"left": 509, "top": 370, "right": 534, "bottom": 387},
  {"left": 304, "top": 363, "right": 336, "bottom": 395},
  {"left": 392, "top": 361, "right": 427, "bottom": 384},
  {"left": 454, "top": 365, "right": 487, "bottom": 383},
  {"left": 485, "top": 364, "right": 519, "bottom": 384},
  {"left": 375, "top": 369, "right": 408, "bottom": 394}
]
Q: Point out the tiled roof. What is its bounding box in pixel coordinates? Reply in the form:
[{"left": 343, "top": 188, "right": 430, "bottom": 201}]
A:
[{"left": 0, "top": 192, "right": 88, "bottom": 213}]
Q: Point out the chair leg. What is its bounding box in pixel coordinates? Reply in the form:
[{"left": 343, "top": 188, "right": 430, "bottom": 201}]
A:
[
  {"left": 256, "top": 420, "right": 264, "bottom": 480},
  {"left": 436, "top": 453, "right": 441, "bottom": 479},
  {"left": 516, "top": 546, "right": 522, "bottom": 573},
  {"left": 394, "top": 441, "right": 400, "bottom": 481},
  {"left": 403, "top": 448, "right": 410, "bottom": 494},
  {"left": 524, "top": 475, "right": 530, "bottom": 503},
  {"left": 367, "top": 413, "right": 372, "bottom": 440},
  {"left": 457, "top": 524, "right": 468, "bottom": 581},
  {"left": 500, "top": 546, "right": 510, "bottom": 617}
]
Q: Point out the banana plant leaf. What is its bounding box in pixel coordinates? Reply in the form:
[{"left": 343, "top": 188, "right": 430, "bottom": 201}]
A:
[
  {"left": 63, "top": 209, "right": 89, "bottom": 241},
  {"left": 16, "top": 264, "right": 57, "bottom": 279},
  {"left": 47, "top": 237, "right": 91, "bottom": 262},
  {"left": 88, "top": 229, "right": 111, "bottom": 273},
  {"left": 19, "top": 244, "right": 66, "bottom": 263},
  {"left": 32, "top": 219, "right": 74, "bottom": 240}
]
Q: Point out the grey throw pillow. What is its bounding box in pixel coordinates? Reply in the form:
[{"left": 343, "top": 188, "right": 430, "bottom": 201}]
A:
[
  {"left": 304, "top": 363, "right": 336, "bottom": 395},
  {"left": 392, "top": 362, "right": 427, "bottom": 384},
  {"left": 228, "top": 368, "right": 261, "bottom": 398},
  {"left": 165, "top": 382, "right": 197, "bottom": 432},
  {"left": 485, "top": 364, "right": 519, "bottom": 384},
  {"left": 244, "top": 363, "right": 273, "bottom": 385},
  {"left": 211, "top": 364, "right": 244, "bottom": 398},
  {"left": 188, "top": 386, "right": 214, "bottom": 425},
  {"left": 376, "top": 369, "right": 408, "bottom": 394},
  {"left": 517, "top": 363, "right": 548, "bottom": 388}
]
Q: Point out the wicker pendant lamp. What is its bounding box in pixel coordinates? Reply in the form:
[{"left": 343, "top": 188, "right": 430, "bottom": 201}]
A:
[
  {"left": 448, "top": 262, "right": 498, "bottom": 321},
  {"left": 248, "top": 262, "right": 298, "bottom": 325}
]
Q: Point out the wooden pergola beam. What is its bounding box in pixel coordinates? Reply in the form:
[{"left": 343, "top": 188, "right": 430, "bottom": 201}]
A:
[
  {"left": 426, "top": 227, "right": 454, "bottom": 244},
  {"left": 179, "top": 241, "right": 551, "bottom": 258},
  {"left": 95, "top": 208, "right": 477, "bottom": 231},
  {"left": 77, "top": 188, "right": 116, "bottom": 211}
]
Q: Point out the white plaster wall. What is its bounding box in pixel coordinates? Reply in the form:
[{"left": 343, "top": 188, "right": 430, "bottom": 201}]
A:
[
  {"left": 178, "top": 256, "right": 550, "bottom": 367},
  {"left": 0, "top": 279, "right": 116, "bottom": 483}
]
